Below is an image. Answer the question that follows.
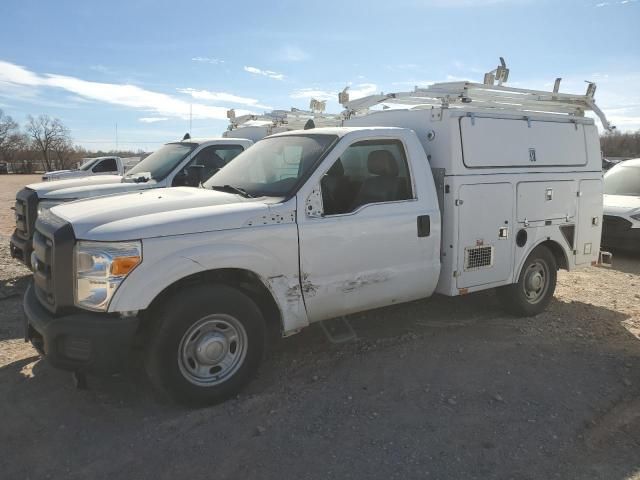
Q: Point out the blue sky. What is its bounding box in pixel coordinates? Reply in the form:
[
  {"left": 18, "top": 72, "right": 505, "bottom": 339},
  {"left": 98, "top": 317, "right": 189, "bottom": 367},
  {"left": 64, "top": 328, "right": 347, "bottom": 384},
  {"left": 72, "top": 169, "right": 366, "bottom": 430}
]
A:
[{"left": 0, "top": 0, "right": 638, "bottom": 151}]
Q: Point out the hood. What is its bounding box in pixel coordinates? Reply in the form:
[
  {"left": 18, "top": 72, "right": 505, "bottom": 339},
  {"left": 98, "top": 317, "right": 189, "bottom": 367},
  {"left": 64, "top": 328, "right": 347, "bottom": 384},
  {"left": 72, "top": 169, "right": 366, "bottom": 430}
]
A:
[
  {"left": 42, "top": 179, "right": 158, "bottom": 201},
  {"left": 28, "top": 175, "right": 123, "bottom": 196},
  {"left": 50, "top": 187, "right": 271, "bottom": 241},
  {"left": 44, "top": 170, "right": 86, "bottom": 180},
  {"left": 603, "top": 194, "right": 640, "bottom": 215}
]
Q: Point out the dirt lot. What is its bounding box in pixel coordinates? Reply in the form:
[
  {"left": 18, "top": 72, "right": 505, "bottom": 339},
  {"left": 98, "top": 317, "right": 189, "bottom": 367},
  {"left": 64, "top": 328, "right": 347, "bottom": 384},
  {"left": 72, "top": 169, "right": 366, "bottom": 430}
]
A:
[{"left": 0, "top": 175, "right": 639, "bottom": 480}]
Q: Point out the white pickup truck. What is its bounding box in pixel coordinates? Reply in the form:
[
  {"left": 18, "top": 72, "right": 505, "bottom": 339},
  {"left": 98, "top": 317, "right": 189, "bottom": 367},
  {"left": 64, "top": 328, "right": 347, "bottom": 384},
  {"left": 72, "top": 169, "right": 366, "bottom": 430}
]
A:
[
  {"left": 10, "top": 137, "right": 252, "bottom": 267},
  {"left": 42, "top": 156, "right": 126, "bottom": 181},
  {"left": 23, "top": 75, "right": 611, "bottom": 405}
]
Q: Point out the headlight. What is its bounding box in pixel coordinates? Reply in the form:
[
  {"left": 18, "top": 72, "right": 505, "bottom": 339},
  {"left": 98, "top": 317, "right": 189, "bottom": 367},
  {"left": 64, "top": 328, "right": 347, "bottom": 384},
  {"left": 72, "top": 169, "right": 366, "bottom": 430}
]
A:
[
  {"left": 37, "top": 199, "right": 72, "bottom": 216},
  {"left": 74, "top": 241, "right": 142, "bottom": 311}
]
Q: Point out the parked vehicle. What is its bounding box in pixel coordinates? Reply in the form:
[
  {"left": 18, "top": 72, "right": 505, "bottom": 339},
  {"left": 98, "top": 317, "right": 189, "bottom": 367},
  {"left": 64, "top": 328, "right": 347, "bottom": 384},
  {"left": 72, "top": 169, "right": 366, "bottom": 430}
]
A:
[
  {"left": 10, "top": 137, "right": 252, "bottom": 267},
  {"left": 23, "top": 63, "right": 611, "bottom": 405},
  {"left": 42, "top": 156, "right": 125, "bottom": 181},
  {"left": 602, "top": 158, "right": 640, "bottom": 251},
  {"left": 0, "top": 161, "right": 8, "bottom": 174}
]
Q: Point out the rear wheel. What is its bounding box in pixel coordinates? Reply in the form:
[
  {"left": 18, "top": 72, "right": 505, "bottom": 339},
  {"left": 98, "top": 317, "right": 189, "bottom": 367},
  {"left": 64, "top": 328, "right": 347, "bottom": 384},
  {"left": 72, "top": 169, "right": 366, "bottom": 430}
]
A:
[
  {"left": 497, "top": 245, "right": 557, "bottom": 317},
  {"left": 145, "top": 284, "right": 266, "bottom": 406}
]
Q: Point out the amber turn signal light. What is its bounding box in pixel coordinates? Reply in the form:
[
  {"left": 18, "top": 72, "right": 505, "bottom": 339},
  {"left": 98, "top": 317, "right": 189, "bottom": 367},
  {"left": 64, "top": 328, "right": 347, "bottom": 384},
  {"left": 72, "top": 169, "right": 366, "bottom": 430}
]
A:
[{"left": 110, "top": 256, "right": 141, "bottom": 276}]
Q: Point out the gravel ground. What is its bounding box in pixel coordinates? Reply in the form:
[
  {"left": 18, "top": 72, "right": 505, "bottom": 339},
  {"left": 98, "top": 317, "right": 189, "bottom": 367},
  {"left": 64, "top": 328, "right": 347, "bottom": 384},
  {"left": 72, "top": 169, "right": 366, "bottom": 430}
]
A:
[{"left": 0, "top": 175, "right": 639, "bottom": 480}]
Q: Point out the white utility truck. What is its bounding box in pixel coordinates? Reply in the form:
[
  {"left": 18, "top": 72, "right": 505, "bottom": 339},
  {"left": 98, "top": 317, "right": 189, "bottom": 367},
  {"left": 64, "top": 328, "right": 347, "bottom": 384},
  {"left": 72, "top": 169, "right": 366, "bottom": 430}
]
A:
[
  {"left": 10, "top": 137, "right": 252, "bottom": 267},
  {"left": 23, "top": 63, "right": 612, "bottom": 405},
  {"left": 42, "top": 156, "right": 127, "bottom": 181}
]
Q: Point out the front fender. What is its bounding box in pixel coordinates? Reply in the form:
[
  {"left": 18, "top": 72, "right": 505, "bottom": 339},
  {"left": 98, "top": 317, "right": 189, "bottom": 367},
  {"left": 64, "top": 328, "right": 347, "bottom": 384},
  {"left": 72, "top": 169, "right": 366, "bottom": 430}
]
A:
[{"left": 108, "top": 225, "right": 308, "bottom": 333}]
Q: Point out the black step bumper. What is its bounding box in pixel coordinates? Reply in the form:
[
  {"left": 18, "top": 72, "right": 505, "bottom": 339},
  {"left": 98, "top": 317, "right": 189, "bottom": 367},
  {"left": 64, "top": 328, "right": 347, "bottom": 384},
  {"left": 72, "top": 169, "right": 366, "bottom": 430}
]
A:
[{"left": 23, "top": 283, "right": 139, "bottom": 374}]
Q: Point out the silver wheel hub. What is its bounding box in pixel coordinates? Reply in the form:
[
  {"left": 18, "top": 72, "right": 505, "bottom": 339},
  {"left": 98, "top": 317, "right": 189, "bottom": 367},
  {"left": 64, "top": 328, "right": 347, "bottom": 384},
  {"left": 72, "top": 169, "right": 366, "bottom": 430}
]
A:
[
  {"left": 522, "top": 260, "right": 549, "bottom": 304},
  {"left": 526, "top": 271, "right": 543, "bottom": 291},
  {"left": 195, "top": 334, "right": 227, "bottom": 365},
  {"left": 178, "top": 314, "right": 248, "bottom": 386}
]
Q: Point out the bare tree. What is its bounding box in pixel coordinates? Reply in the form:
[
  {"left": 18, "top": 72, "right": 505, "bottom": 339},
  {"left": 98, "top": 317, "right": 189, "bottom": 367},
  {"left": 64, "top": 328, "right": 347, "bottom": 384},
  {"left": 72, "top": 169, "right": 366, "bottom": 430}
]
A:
[
  {"left": 0, "top": 109, "right": 19, "bottom": 159},
  {"left": 6, "top": 133, "right": 36, "bottom": 173},
  {"left": 601, "top": 130, "right": 640, "bottom": 158},
  {"left": 26, "top": 115, "right": 70, "bottom": 171}
]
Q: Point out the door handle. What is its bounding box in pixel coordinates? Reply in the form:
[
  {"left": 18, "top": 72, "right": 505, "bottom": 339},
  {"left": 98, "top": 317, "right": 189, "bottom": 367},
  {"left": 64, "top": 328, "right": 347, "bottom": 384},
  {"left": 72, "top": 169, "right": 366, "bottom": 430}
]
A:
[{"left": 417, "top": 215, "right": 431, "bottom": 237}]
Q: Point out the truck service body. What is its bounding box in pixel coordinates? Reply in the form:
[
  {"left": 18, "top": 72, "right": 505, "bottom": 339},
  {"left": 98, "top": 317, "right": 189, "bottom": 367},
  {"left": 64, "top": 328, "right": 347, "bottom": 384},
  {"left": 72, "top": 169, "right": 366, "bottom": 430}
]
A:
[
  {"left": 10, "top": 137, "right": 252, "bottom": 267},
  {"left": 22, "top": 68, "right": 612, "bottom": 405}
]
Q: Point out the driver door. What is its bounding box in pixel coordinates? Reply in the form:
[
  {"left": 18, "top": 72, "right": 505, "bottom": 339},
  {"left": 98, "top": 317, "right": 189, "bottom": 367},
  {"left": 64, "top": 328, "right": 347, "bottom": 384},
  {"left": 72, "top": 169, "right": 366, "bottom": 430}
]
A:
[{"left": 297, "top": 136, "right": 440, "bottom": 323}]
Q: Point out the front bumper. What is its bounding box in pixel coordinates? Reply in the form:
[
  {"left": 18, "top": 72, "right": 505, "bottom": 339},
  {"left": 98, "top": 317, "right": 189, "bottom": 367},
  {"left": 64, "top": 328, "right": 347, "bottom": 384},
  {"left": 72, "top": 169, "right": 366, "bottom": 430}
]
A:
[
  {"left": 23, "top": 283, "right": 139, "bottom": 374},
  {"left": 10, "top": 229, "right": 32, "bottom": 267}
]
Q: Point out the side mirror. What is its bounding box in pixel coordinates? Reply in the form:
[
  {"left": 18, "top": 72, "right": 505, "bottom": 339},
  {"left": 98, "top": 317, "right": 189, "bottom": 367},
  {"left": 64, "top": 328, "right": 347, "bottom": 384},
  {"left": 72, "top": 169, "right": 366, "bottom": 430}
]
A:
[{"left": 305, "top": 184, "right": 324, "bottom": 218}]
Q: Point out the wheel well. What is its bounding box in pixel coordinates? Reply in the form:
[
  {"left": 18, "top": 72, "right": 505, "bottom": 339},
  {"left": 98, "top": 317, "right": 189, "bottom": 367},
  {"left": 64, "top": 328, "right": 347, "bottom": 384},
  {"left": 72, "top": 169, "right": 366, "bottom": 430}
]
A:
[
  {"left": 537, "top": 240, "right": 569, "bottom": 270},
  {"left": 142, "top": 268, "right": 282, "bottom": 342}
]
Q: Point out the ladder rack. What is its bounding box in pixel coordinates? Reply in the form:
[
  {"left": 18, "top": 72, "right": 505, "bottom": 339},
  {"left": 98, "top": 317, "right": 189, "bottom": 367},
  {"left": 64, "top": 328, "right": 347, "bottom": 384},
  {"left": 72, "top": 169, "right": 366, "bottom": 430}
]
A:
[
  {"left": 227, "top": 107, "right": 345, "bottom": 132},
  {"left": 340, "top": 60, "right": 614, "bottom": 131}
]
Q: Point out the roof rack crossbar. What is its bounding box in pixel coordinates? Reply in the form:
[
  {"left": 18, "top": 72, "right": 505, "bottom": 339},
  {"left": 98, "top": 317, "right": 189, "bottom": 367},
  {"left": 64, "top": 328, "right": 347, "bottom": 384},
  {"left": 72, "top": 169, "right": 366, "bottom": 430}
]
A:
[{"left": 341, "top": 75, "right": 614, "bottom": 131}]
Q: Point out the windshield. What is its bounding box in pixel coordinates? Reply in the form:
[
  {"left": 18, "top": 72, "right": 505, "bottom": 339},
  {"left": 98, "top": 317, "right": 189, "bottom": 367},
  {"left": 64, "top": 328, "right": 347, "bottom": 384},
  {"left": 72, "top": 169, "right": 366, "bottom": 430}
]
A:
[
  {"left": 79, "top": 158, "right": 100, "bottom": 171},
  {"left": 126, "top": 143, "right": 196, "bottom": 180},
  {"left": 604, "top": 164, "right": 640, "bottom": 196},
  {"left": 203, "top": 134, "right": 337, "bottom": 197}
]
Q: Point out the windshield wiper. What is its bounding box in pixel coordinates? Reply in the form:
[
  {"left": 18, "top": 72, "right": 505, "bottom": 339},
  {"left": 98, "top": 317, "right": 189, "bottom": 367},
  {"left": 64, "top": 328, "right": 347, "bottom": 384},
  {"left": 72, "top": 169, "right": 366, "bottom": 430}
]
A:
[{"left": 210, "top": 184, "right": 253, "bottom": 198}]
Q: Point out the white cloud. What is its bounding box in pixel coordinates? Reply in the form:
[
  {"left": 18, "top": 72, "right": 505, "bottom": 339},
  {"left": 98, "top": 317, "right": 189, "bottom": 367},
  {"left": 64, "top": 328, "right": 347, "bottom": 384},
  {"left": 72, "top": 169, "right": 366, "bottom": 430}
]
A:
[
  {"left": 89, "top": 64, "right": 114, "bottom": 74},
  {"left": 243, "top": 66, "right": 284, "bottom": 80},
  {"left": 0, "top": 60, "right": 254, "bottom": 120},
  {"left": 191, "top": 56, "right": 224, "bottom": 64},
  {"left": 278, "top": 46, "right": 309, "bottom": 62},
  {"left": 347, "top": 83, "right": 378, "bottom": 99},
  {"left": 139, "top": 117, "right": 169, "bottom": 123},
  {"left": 177, "top": 88, "right": 272, "bottom": 109},
  {"left": 290, "top": 88, "right": 336, "bottom": 101}
]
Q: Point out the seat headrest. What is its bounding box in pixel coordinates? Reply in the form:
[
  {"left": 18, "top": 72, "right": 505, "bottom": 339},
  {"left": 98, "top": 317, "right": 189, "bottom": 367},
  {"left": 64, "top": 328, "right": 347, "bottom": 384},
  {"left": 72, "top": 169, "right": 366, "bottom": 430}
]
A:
[
  {"left": 368, "top": 150, "right": 399, "bottom": 177},
  {"left": 327, "top": 159, "right": 344, "bottom": 177},
  {"left": 201, "top": 152, "right": 225, "bottom": 168}
]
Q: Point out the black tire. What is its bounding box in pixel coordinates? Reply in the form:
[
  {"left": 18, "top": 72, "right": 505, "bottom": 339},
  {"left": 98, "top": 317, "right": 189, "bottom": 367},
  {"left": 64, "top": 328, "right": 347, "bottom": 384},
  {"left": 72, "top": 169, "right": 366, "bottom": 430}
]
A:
[
  {"left": 497, "top": 245, "right": 557, "bottom": 317},
  {"left": 145, "top": 284, "right": 266, "bottom": 406}
]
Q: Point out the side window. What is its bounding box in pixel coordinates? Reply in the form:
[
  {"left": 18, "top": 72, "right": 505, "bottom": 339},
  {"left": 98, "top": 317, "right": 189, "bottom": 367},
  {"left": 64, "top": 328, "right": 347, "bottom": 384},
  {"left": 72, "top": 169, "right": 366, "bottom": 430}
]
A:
[
  {"left": 185, "top": 145, "right": 244, "bottom": 182},
  {"left": 93, "top": 158, "right": 117, "bottom": 173},
  {"left": 320, "top": 139, "right": 412, "bottom": 216}
]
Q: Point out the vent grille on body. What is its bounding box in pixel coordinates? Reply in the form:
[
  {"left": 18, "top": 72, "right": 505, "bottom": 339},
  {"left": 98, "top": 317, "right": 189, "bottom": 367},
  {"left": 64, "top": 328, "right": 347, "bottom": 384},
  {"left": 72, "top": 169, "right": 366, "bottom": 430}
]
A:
[{"left": 464, "top": 245, "right": 494, "bottom": 271}]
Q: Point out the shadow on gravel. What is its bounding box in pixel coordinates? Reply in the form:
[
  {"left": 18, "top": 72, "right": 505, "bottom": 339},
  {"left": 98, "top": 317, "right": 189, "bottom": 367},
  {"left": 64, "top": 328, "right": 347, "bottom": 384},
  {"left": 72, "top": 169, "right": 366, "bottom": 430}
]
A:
[
  {"left": 608, "top": 250, "right": 640, "bottom": 275},
  {"left": 2, "top": 291, "right": 639, "bottom": 480},
  {"left": 0, "top": 274, "right": 30, "bottom": 301}
]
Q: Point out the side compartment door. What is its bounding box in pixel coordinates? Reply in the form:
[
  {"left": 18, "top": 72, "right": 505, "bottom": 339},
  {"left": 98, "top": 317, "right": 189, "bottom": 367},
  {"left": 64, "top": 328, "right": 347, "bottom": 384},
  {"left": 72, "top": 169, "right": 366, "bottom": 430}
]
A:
[
  {"left": 297, "top": 137, "right": 441, "bottom": 323},
  {"left": 456, "top": 183, "right": 514, "bottom": 289},
  {"left": 575, "top": 179, "right": 603, "bottom": 265}
]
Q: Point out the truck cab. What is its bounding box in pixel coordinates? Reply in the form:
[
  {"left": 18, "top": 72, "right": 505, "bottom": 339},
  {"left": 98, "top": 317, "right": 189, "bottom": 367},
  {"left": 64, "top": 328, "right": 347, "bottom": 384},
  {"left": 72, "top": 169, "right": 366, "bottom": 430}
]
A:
[
  {"left": 10, "top": 137, "right": 252, "bottom": 267},
  {"left": 42, "top": 156, "right": 124, "bottom": 181}
]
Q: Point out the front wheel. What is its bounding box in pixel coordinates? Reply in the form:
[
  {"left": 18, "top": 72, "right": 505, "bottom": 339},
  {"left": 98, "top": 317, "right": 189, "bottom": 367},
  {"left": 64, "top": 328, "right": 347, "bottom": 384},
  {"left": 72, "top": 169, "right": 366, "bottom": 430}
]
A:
[
  {"left": 145, "top": 284, "right": 266, "bottom": 406},
  {"left": 497, "top": 245, "right": 557, "bottom": 317}
]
